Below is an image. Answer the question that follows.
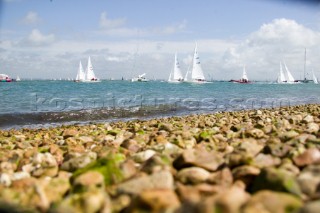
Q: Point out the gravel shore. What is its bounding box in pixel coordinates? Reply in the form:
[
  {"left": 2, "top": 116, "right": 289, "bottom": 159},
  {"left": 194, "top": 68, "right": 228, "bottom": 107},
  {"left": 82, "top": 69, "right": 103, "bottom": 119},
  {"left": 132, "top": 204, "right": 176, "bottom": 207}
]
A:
[{"left": 0, "top": 104, "right": 320, "bottom": 213}]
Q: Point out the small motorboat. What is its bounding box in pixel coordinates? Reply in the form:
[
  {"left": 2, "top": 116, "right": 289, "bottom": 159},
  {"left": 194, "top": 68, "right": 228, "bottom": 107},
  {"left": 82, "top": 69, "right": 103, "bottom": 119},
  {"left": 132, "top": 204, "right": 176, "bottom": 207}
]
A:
[{"left": 0, "top": 74, "right": 12, "bottom": 82}]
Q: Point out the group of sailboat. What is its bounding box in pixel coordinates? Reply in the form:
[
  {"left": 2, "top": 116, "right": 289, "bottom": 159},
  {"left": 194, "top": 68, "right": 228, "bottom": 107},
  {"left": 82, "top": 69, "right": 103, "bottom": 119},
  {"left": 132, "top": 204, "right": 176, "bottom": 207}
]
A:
[
  {"left": 75, "top": 56, "right": 100, "bottom": 83},
  {"left": 131, "top": 45, "right": 318, "bottom": 85},
  {"left": 276, "top": 49, "right": 318, "bottom": 84},
  {"left": 70, "top": 49, "right": 318, "bottom": 85},
  {"left": 169, "top": 43, "right": 208, "bottom": 83}
]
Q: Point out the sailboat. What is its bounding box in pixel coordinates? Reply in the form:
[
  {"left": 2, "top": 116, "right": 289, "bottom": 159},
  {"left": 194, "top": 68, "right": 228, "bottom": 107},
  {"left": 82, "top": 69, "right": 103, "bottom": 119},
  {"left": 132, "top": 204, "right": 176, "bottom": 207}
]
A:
[
  {"left": 0, "top": 74, "right": 12, "bottom": 82},
  {"left": 16, "top": 76, "right": 21, "bottom": 82},
  {"left": 168, "top": 53, "right": 184, "bottom": 83},
  {"left": 277, "top": 61, "right": 298, "bottom": 84},
  {"left": 84, "top": 56, "right": 100, "bottom": 82},
  {"left": 130, "top": 38, "right": 149, "bottom": 83},
  {"left": 74, "top": 61, "right": 85, "bottom": 82},
  {"left": 312, "top": 69, "right": 318, "bottom": 84},
  {"left": 229, "top": 65, "right": 251, "bottom": 83},
  {"left": 185, "top": 43, "right": 207, "bottom": 83}
]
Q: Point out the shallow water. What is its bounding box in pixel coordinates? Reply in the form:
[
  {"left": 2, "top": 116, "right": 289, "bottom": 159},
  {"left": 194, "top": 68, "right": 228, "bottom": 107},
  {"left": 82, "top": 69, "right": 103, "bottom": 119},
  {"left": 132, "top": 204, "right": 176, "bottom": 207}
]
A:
[{"left": 0, "top": 80, "right": 319, "bottom": 129}]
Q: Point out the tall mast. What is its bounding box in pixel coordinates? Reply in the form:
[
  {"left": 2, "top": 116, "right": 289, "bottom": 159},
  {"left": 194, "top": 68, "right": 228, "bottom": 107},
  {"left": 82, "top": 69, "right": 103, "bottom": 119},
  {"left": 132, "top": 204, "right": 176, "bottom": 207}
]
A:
[{"left": 304, "top": 48, "right": 306, "bottom": 81}]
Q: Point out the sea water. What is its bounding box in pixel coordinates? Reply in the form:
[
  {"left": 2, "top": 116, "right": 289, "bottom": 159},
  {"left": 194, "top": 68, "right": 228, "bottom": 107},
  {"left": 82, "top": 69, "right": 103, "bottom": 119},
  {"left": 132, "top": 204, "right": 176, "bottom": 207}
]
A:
[{"left": 0, "top": 80, "right": 319, "bottom": 129}]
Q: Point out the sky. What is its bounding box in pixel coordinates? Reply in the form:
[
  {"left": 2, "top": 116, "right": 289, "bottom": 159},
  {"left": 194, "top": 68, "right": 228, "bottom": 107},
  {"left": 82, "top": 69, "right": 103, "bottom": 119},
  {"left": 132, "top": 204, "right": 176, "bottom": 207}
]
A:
[{"left": 1, "top": 0, "right": 320, "bottom": 81}]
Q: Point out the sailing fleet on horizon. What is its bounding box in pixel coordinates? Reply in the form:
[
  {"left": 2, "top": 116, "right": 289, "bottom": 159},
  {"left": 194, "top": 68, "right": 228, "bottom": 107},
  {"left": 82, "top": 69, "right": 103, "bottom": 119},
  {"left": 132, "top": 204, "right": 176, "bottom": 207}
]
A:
[
  {"left": 166, "top": 45, "right": 318, "bottom": 84},
  {"left": 1, "top": 46, "right": 319, "bottom": 84}
]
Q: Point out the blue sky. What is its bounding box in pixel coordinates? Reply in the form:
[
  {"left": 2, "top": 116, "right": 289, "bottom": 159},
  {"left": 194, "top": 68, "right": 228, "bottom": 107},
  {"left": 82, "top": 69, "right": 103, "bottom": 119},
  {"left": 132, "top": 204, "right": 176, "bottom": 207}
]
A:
[{"left": 1, "top": 0, "right": 320, "bottom": 80}]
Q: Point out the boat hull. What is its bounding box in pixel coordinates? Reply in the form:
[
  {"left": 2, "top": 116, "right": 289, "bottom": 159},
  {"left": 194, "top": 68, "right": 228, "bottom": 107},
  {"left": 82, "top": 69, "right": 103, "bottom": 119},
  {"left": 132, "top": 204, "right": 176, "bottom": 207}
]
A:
[
  {"left": 74, "top": 79, "right": 101, "bottom": 83},
  {"left": 277, "top": 81, "right": 300, "bottom": 84},
  {"left": 0, "top": 79, "right": 12, "bottom": 82},
  {"left": 131, "top": 78, "right": 149, "bottom": 82},
  {"left": 229, "top": 80, "right": 251, "bottom": 84},
  {"left": 0, "top": 74, "right": 13, "bottom": 82},
  {"left": 83, "top": 80, "right": 101, "bottom": 83},
  {"left": 186, "top": 79, "right": 211, "bottom": 84}
]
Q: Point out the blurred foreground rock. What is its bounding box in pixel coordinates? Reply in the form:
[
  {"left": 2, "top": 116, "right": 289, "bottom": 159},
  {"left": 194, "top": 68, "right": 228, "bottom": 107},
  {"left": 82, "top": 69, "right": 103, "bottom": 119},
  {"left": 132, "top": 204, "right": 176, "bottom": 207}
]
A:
[{"left": 0, "top": 104, "right": 319, "bottom": 212}]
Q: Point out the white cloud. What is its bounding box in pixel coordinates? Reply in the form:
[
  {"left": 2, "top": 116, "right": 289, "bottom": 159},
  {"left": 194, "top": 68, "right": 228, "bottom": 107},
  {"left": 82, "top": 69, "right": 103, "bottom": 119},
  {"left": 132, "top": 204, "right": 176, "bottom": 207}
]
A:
[
  {"left": 28, "top": 29, "right": 55, "bottom": 45},
  {"left": 17, "top": 29, "right": 56, "bottom": 46},
  {"left": 99, "top": 12, "right": 126, "bottom": 29},
  {"left": 105, "top": 56, "right": 128, "bottom": 62},
  {"left": 98, "top": 25, "right": 185, "bottom": 38},
  {"left": 248, "top": 18, "right": 318, "bottom": 47},
  {"left": 21, "top": 11, "right": 41, "bottom": 25},
  {"left": 98, "top": 27, "right": 141, "bottom": 37},
  {"left": 98, "top": 11, "right": 187, "bottom": 37}
]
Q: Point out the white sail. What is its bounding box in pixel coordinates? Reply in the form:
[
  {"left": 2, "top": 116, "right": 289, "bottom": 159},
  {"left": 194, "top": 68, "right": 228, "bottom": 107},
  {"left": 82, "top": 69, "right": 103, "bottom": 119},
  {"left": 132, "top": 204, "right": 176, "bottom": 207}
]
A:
[
  {"left": 184, "top": 64, "right": 191, "bottom": 82},
  {"left": 173, "top": 53, "right": 184, "bottom": 80},
  {"left": 16, "top": 76, "right": 21, "bottom": 81},
  {"left": 191, "top": 43, "right": 205, "bottom": 81},
  {"left": 283, "top": 61, "right": 295, "bottom": 82},
  {"left": 85, "top": 56, "right": 97, "bottom": 81},
  {"left": 139, "top": 73, "right": 146, "bottom": 78},
  {"left": 76, "top": 61, "right": 85, "bottom": 81},
  {"left": 241, "top": 65, "right": 248, "bottom": 81},
  {"left": 312, "top": 69, "right": 318, "bottom": 84},
  {"left": 168, "top": 53, "right": 184, "bottom": 82},
  {"left": 184, "top": 71, "right": 188, "bottom": 81},
  {"left": 168, "top": 72, "right": 172, "bottom": 81},
  {"left": 277, "top": 62, "right": 286, "bottom": 83}
]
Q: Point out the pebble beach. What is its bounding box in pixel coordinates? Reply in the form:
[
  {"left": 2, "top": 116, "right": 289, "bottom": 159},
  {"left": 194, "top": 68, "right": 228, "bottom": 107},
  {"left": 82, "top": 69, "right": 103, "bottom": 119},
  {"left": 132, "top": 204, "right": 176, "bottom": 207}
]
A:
[{"left": 0, "top": 104, "right": 320, "bottom": 213}]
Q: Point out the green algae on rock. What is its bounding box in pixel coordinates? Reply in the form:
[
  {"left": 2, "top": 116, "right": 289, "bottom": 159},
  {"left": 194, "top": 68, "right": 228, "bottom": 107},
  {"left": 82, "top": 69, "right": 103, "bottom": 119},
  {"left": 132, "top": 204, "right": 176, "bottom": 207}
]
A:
[
  {"left": 71, "top": 153, "right": 125, "bottom": 186},
  {"left": 251, "top": 167, "right": 302, "bottom": 196}
]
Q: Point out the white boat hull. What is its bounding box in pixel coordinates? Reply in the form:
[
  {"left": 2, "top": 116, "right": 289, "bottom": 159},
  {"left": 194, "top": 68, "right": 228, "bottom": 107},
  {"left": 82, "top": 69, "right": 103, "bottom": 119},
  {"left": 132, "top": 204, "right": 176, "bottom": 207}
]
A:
[
  {"left": 131, "top": 73, "right": 149, "bottom": 82},
  {"left": 277, "top": 81, "right": 300, "bottom": 84},
  {"left": 187, "top": 79, "right": 211, "bottom": 84},
  {"left": 83, "top": 79, "right": 101, "bottom": 83}
]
